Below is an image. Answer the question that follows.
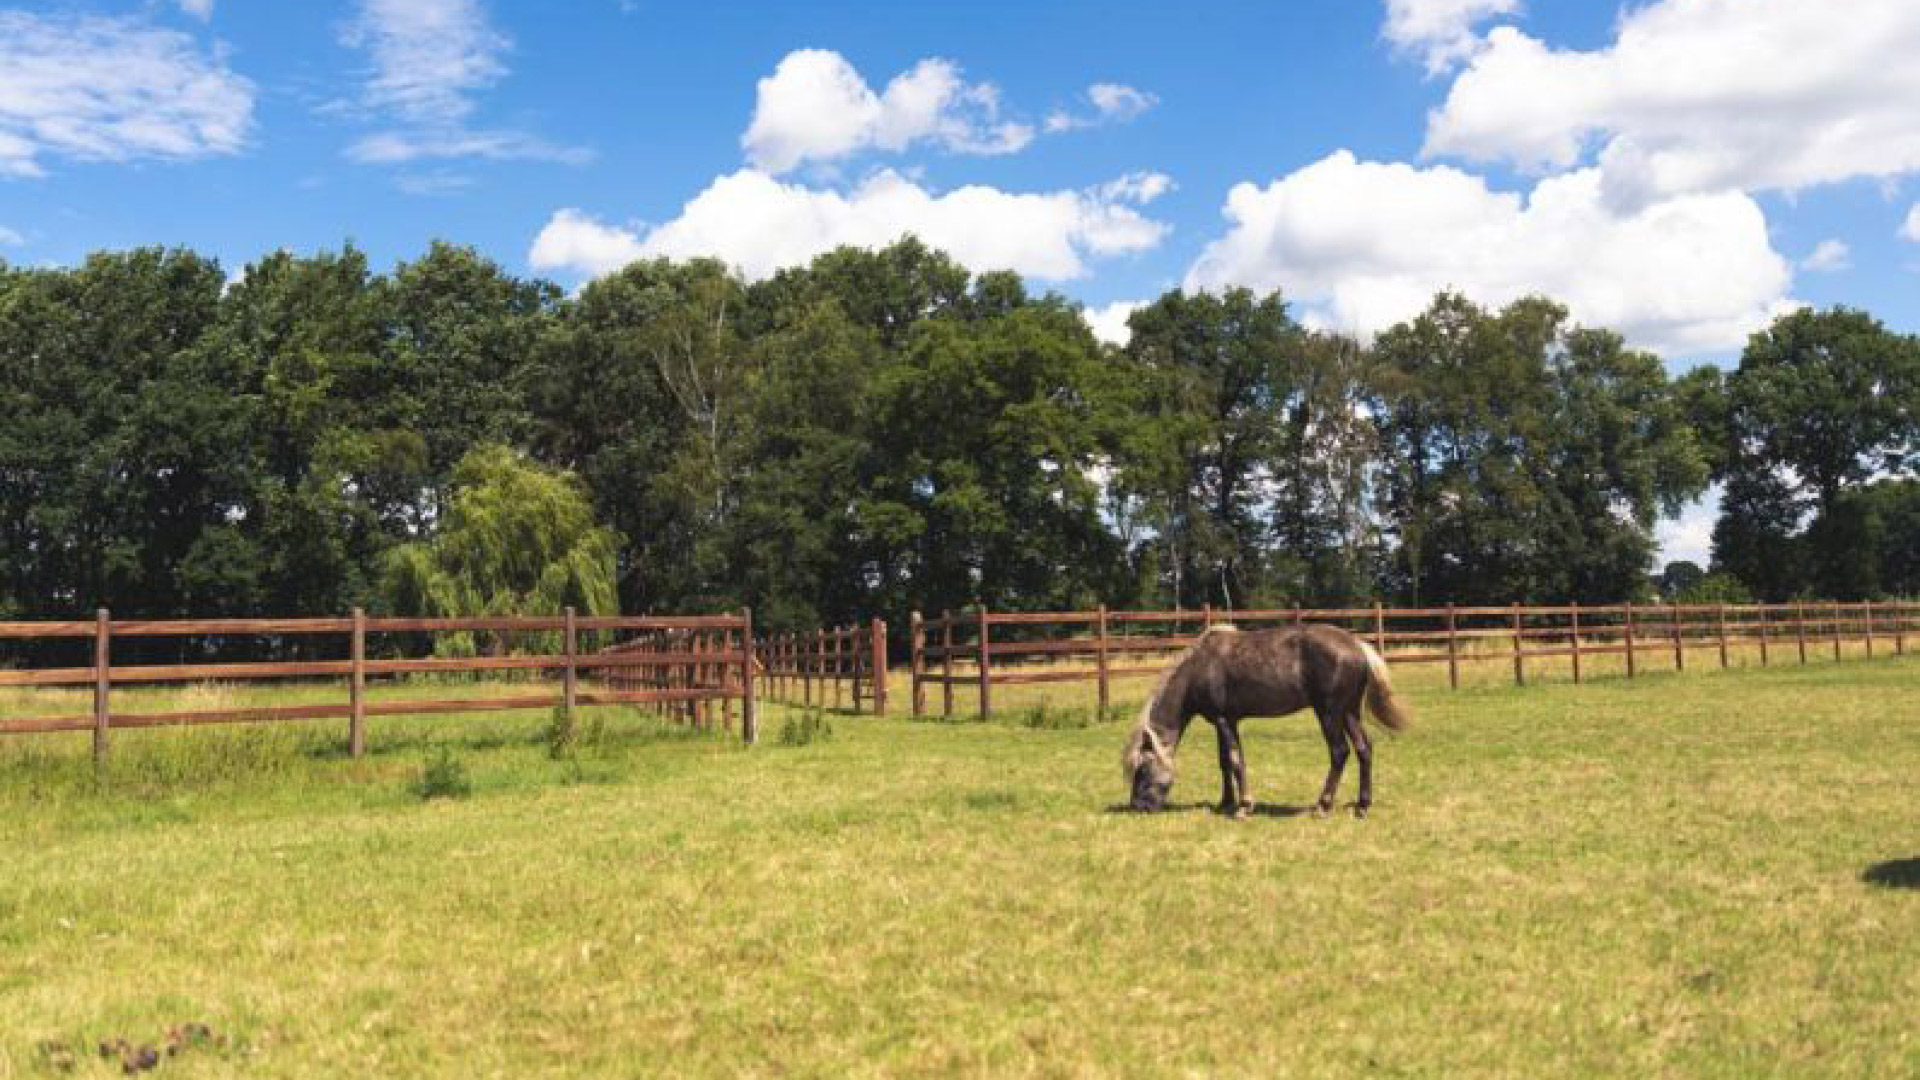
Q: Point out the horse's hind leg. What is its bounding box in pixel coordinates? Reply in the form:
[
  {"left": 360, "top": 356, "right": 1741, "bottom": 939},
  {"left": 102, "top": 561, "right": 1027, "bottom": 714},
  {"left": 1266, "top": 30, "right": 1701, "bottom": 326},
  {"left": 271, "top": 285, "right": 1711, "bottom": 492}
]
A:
[
  {"left": 1312, "top": 708, "right": 1349, "bottom": 817},
  {"left": 1344, "top": 709, "right": 1373, "bottom": 818}
]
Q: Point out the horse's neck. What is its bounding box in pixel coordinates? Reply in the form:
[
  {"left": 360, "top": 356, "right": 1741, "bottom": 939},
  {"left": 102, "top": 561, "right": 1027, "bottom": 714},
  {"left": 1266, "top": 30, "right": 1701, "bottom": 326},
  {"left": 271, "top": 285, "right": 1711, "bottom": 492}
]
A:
[{"left": 1148, "top": 670, "right": 1192, "bottom": 749}]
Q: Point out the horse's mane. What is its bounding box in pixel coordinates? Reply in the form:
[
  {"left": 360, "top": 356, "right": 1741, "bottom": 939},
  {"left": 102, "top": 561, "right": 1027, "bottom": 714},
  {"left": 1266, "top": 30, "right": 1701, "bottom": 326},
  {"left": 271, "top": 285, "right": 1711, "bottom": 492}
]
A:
[{"left": 1120, "top": 623, "right": 1239, "bottom": 779}]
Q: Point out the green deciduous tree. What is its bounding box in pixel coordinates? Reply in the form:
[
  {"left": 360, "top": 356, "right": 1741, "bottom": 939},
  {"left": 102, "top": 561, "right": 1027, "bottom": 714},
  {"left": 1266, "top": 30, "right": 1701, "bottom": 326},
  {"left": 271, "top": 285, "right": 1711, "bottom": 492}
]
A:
[
  {"left": 1372, "top": 293, "right": 1706, "bottom": 604},
  {"left": 383, "top": 446, "right": 619, "bottom": 654},
  {"left": 1709, "top": 307, "right": 1920, "bottom": 599}
]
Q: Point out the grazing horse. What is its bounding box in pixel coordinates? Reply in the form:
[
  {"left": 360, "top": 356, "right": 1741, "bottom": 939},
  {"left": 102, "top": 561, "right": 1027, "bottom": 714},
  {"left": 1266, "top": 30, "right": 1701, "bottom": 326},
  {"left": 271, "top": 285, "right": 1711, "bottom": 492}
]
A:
[{"left": 1121, "top": 624, "right": 1411, "bottom": 818}]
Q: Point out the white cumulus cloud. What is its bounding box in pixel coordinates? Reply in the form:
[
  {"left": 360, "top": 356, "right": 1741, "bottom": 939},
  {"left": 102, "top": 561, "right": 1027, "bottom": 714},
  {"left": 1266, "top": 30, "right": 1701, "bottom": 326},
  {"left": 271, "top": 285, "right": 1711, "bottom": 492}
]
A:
[
  {"left": 1083, "top": 301, "right": 1141, "bottom": 347},
  {"left": 742, "top": 49, "right": 1034, "bottom": 173},
  {"left": 1901, "top": 203, "right": 1920, "bottom": 242},
  {"left": 1185, "top": 150, "right": 1790, "bottom": 357},
  {"left": 1424, "top": 0, "right": 1920, "bottom": 207},
  {"left": 1382, "top": 0, "right": 1521, "bottom": 74},
  {"left": 0, "top": 224, "right": 22, "bottom": 245},
  {"left": 177, "top": 0, "right": 214, "bottom": 20},
  {"left": 530, "top": 168, "right": 1170, "bottom": 282},
  {"left": 0, "top": 11, "right": 253, "bottom": 178},
  {"left": 529, "top": 208, "right": 647, "bottom": 275}
]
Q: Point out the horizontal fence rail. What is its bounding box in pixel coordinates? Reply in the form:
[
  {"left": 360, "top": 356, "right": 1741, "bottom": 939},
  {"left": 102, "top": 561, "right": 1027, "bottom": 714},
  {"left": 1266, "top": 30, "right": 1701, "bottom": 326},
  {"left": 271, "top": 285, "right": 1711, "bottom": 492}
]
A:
[
  {"left": 756, "top": 619, "right": 888, "bottom": 716},
  {"left": 0, "top": 609, "right": 759, "bottom": 759},
  {"left": 908, "top": 602, "right": 1920, "bottom": 721}
]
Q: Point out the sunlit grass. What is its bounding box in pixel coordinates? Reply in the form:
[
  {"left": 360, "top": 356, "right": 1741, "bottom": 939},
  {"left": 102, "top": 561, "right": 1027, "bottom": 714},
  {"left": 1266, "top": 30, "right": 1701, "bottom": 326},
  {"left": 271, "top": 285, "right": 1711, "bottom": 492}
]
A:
[{"left": 1, "top": 656, "right": 1916, "bottom": 1078}]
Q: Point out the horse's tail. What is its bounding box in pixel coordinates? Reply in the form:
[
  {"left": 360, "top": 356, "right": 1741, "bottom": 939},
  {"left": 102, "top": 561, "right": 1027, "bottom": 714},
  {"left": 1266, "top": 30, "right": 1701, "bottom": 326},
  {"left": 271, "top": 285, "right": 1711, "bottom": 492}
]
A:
[{"left": 1357, "top": 641, "right": 1413, "bottom": 733}]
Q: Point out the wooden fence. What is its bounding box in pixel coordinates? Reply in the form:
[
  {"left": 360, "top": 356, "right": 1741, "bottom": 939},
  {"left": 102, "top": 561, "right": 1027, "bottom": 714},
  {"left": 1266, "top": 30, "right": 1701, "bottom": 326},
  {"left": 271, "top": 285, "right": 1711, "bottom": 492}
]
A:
[
  {"left": 0, "top": 609, "right": 759, "bottom": 758},
  {"left": 757, "top": 619, "right": 888, "bottom": 716},
  {"left": 910, "top": 602, "right": 1920, "bottom": 720}
]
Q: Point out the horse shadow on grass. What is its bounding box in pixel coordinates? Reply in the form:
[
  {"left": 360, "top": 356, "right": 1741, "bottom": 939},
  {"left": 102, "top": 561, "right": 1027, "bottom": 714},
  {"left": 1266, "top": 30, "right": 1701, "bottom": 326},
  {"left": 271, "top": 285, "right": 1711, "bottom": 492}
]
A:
[
  {"left": 1862, "top": 857, "right": 1920, "bottom": 890},
  {"left": 1103, "top": 801, "right": 1316, "bottom": 819}
]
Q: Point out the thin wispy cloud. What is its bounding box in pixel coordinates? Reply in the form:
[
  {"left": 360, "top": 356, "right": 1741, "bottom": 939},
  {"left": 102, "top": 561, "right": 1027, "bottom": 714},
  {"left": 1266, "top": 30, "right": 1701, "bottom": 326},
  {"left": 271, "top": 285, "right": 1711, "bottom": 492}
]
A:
[
  {"left": 1801, "top": 239, "right": 1850, "bottom": 272},
  {"left": 0, "top": 10, "right": 253, "bottom": 178},
  {"left": 1045, "top": 83, "right": 1158, "bottom": 133},
  {"left": 340, "top": 0, "right": 587, "bottom": 176}
]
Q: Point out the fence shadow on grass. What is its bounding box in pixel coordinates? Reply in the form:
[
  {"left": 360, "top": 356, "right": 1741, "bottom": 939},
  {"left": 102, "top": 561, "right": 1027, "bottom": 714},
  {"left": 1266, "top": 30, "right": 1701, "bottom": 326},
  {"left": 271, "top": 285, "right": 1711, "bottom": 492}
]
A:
[{"left": 1862, "top": 857, "right": 1920, "bottom": 889}]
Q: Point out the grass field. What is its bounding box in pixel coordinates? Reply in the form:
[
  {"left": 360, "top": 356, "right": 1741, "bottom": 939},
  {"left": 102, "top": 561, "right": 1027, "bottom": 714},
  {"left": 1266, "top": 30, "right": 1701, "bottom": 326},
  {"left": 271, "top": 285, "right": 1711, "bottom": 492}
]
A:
[{"left": 1, "top": 654, "right": 1916, "bottom": 1078}]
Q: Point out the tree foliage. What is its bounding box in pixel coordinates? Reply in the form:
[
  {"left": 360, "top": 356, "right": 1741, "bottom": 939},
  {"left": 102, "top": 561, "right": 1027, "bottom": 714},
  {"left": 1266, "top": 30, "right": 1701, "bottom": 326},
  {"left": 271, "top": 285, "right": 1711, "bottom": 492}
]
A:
[
  {"left": 383, "top": 446, "right": 618, "bottom": 654},
  {"left": 6, "top": 237, "right": 1911, "bottom": 639}
]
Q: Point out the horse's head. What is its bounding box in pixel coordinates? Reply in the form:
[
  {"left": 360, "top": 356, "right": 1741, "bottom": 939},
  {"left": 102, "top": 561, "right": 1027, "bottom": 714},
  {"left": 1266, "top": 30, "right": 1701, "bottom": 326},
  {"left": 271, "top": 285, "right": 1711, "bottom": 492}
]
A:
[{"left": 1122, "top": 717, "right": 1175, "bottom": 812}]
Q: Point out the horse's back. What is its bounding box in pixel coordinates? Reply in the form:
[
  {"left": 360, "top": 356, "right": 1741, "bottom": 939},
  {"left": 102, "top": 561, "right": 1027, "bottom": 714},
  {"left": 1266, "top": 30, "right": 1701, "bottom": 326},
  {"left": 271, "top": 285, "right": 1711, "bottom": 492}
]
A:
[{"left": 1199, "top": 624, "right": 1369, "bottom": 718}]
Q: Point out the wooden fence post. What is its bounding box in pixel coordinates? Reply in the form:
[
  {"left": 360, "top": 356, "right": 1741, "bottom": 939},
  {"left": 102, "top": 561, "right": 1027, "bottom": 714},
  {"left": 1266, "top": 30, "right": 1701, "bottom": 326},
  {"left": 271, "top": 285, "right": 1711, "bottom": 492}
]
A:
[
  {"left": 1203, "top": 603, "right": 1213, "bottom": 629},
  {"left": 941, "top": 612, "right": 954, "bottom": 718},
  {"left": 804, "top": 629, "right": 816, "bottom": 707},
  {"left": 1445, "top": 604, "right": 1459, "bottom": 690},
  {"left": 1625, "top": 602, "right": 1637, "bottom": 678},
  {"left": 1671, "top": 603, "right": 1684, "bottom": 672},
  {"left": 977, "top": 608, "right": 993, "bottom": 720},
  {"left": 1096, "top": 605, "right": 1111, "bottom": 715},
  {"left": 1373, "top": 602, "right": 1386, "bottom": 655},
  {"left": 1863, "top": 601, "right": 1875, "bottom": 658},
  {"left": 1716, "top": 604, "right": 1729, "bottom": 669},
  {"left": 849, "top": 627, "right": 864, "bottom": 714},
  {"left": 735, "top": 610, "right": 754, "bottom": 743},
  {"left": 350, "top": 606, "right": 367, "bottom": 758},
  {"left": 1831, "top": 602, "right": 1842, "bottom": 661},
  {"left": 722, "top": 627, "right": 735, "bottom": 733},
  {"left": 871, "top": 617, "right": 888, "bottom": 717},
  {"left": 1795, "top": 602, "right": 1808, "bottom": 664},
  {"left": 1758, "top": 606, "right": 1770, "bottom": 666},
  {"left": 1511, "top": 603, "right": 1525, "bottom": 686},
  {"left": 1570, "top": 601, "right": 1583, "bottom": 684},
  {"left": 562, "top": 606, "right": 579, "bottom": 732},
  {"left": 1897, "top": 602, "right": 1907, "bottom": 656},
  {"left": 910, "top": 612, "right": 926, "bottom": 718},
  {"left": 93, "top": 608, "right": 111, "bottom": 767}
]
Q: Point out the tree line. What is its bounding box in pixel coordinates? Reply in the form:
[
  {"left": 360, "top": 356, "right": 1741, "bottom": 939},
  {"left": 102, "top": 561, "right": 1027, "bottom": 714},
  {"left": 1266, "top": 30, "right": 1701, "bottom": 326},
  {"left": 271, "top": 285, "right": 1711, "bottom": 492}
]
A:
[{"left": 2, "top": 238, "right": 1915, "bottom": 632}]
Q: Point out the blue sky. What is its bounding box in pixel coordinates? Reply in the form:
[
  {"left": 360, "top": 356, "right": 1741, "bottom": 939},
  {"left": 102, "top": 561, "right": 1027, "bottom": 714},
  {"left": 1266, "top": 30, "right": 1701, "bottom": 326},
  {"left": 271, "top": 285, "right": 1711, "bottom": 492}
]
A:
[{"left": 5, "top": 0, "right": 1920, "bottom": 561}]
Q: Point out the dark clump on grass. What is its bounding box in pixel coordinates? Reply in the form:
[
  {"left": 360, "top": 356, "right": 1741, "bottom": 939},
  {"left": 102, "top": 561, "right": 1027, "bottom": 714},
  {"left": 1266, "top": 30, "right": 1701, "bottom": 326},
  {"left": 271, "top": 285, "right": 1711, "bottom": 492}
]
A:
[
  {"left": 410, "top": 748, "right": 473, "bottom": 801},
  {"left": 777, "top": 709, "right": 834, "bottom": 747},
  {"left": 962, "top": 788, "right": 1020, "bottom": 812},
  {"left": 1862, "top": 857, "right": 1920, "bottom": 889},
  {"left": 77, "top": 1023, "right": 227, "bottom": 1074}
]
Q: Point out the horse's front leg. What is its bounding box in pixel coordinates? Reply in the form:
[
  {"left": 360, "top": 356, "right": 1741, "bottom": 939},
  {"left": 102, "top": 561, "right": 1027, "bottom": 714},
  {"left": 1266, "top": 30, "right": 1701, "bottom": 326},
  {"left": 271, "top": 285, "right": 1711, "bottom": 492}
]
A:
[
  {"left": 1212, "top": 718, "right": 1241, "bottom": 815},
  {"left": 1224, "top": 718, "right": 1251, "bottom": 817}
]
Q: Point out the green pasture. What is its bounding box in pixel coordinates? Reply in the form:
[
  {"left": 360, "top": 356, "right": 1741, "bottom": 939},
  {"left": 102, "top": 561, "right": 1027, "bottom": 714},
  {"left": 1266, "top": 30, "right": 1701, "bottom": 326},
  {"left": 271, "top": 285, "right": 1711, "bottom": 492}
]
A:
[{"left": 0, "top": 653, "right": 1916, "bottom": 1078}]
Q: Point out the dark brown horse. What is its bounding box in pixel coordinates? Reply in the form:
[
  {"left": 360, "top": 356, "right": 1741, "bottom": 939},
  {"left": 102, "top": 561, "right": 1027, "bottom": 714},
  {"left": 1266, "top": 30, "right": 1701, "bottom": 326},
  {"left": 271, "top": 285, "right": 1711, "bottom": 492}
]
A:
[{"left": 1121, "top": 624, "right": 1411, "bottom": 818}]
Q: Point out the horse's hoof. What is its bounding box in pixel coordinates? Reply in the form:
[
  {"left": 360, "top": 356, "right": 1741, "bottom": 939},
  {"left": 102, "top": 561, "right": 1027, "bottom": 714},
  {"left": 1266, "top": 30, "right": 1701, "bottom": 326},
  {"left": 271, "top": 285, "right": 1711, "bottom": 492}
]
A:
[
  {"left": 1232, "top": 805, "right": 1252, "bottom": 821},
  {"left": 1353, "top": 804, "right": 1369, "bottom": 820},
  {"left": 1311, "top": 804, "right": 1331, "bottom": 819}
]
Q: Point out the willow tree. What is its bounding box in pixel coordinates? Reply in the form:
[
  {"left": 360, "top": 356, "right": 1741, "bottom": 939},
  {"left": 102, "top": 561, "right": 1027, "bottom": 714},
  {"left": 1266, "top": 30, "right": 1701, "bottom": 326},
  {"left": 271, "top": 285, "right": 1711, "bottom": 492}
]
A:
[{"left": 383, "top": 445, "right": 620, "bottom": 654}]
